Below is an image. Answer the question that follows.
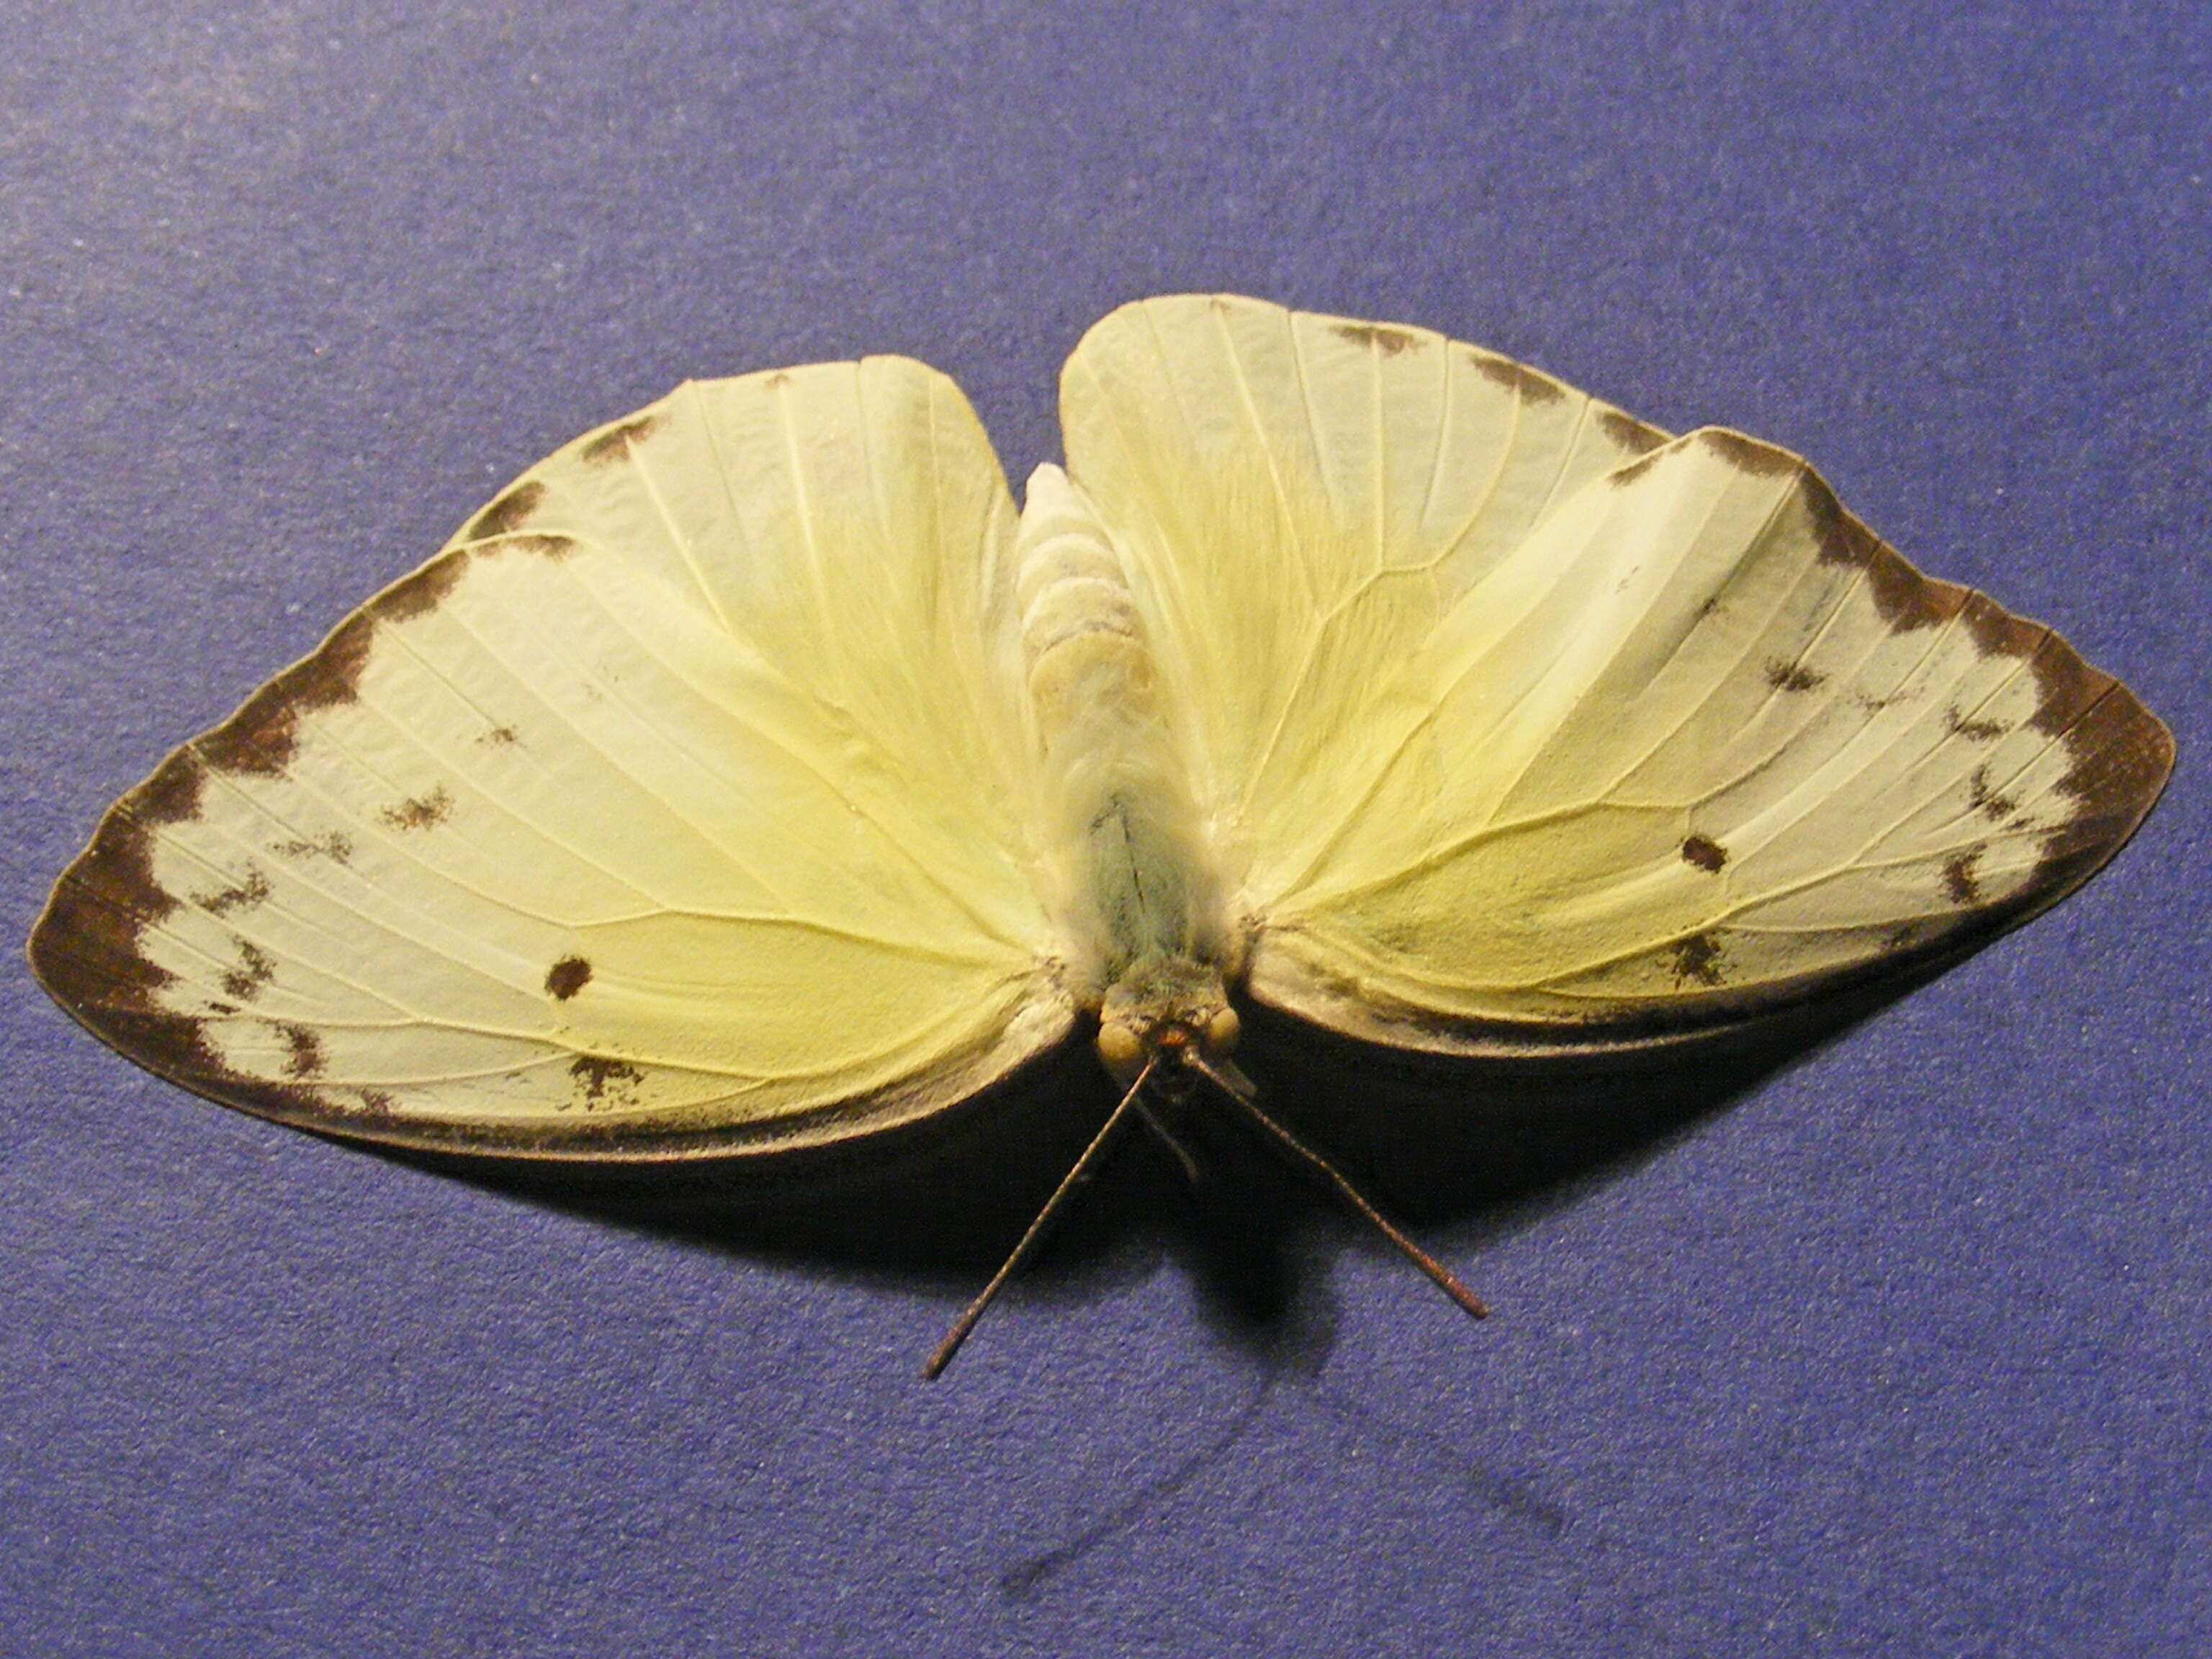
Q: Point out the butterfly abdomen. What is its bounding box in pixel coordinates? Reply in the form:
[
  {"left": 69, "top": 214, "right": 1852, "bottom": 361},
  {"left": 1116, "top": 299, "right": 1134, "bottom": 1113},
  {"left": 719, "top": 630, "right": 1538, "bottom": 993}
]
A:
[{"left": 1014, "top": 464, "right": 1225, "bottom": 994}]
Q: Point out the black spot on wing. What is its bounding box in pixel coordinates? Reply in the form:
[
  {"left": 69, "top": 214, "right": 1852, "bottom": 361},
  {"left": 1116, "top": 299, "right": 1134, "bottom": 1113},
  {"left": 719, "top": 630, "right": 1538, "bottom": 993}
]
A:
[
  {"left": 1680, "top": 835, "right": 1728, "bottom": 873},
  {"left": 545, "top": 956, "right": 592, "bottom": 1000}
]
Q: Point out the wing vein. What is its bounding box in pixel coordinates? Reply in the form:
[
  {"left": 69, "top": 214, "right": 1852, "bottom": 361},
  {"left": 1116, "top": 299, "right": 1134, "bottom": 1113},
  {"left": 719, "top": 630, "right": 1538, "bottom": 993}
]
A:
[{"left": 624, "top": 397, "right": 740, "bottom": 635}]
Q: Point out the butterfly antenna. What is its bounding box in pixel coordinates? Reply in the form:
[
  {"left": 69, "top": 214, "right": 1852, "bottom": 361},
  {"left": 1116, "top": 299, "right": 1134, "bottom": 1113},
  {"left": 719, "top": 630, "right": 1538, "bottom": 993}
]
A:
[
  {"left": 922, "top": 1059, "right": 1156, "bottom": 1380},
  {"left": 1186, "top": 1053, "right": 1488, "bottom": 1321}
]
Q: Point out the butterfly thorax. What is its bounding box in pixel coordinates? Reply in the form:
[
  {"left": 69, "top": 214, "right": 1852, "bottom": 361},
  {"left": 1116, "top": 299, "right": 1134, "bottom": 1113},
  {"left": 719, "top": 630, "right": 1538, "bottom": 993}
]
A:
[{"left": 1015, "top": 464, "right": 1234, "bottom": 1027}]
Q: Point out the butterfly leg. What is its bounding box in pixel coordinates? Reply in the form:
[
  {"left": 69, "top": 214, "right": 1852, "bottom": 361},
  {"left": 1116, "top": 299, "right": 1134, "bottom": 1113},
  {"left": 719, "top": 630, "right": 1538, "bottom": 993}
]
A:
[{"left": 1128, "top": 1095, "right": 1205, "bottom": 1186}]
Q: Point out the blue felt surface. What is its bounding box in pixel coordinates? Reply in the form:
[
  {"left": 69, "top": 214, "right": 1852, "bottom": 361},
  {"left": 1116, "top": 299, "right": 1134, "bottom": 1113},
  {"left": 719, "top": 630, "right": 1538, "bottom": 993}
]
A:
[{"left": 4, "top": 4, "right": 2208, "bottom": 1655}]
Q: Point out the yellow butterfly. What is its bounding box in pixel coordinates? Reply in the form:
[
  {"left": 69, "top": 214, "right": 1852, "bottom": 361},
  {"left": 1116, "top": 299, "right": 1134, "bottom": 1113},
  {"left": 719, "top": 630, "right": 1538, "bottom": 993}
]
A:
[{"left": 30, "top": 295, "right": 2172, "bottom": 1372}]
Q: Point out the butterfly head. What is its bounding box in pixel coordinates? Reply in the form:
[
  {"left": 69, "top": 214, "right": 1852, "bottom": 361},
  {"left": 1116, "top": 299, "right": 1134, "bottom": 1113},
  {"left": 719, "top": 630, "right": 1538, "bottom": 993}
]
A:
[{"left": 1095, "top": 954, "right": 1241, "bottom": 1093}]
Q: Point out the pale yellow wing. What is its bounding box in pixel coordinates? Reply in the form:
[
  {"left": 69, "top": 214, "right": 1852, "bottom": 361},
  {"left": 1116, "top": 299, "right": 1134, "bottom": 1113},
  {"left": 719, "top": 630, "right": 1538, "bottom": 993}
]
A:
[
  {"left": 1059, "top": 296, "right": 2172, "bottom": 1054},
  {"left": 1058, "top": 294, "right": 1671, "bottom": 917},
  {"left": 32, "top": 358, "right": 1073, "bottom": 1159}
]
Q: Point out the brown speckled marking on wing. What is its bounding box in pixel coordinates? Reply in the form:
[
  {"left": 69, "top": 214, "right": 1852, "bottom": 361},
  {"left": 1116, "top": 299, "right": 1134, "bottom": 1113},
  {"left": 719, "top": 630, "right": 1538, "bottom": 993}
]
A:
[
  {"left": 477, "top": 532, "right": 577, "bottom": 559},
  {"left": 580, "top": 415, "right": 658, "bottom": 464},
  {"left": 219, "top": 941, "right": 276, "bottom": 1002},
  {"left": 1596, "top": 408, "right": 1668, "bottom": 455},
  {"left": 1943, "top": 850, "right": 1983, "bottom": 906},
  {"left": 195, "top": 613, "right": 374, "bottom": 776},
  {"left": 1669, "top": 933, "right": 1727, "bottom": 987},
  {"left": 1329, "top": 321, "right": 1424, "bottom": 357},
  {"left": 194, "top": 866, "right": 271, "bottom": 916},
  {"left": 1697, "top": 427, "right": 1798, "bottom": 478},
  {"left": 271, "top": 830, "right": 353, "bottom": 863},
  {"left": 279, "top": 1023, "right": 326, "bottom": 1080},
  {"left": 1944, "top": 708, "right": 2007, "bottom": 741},
  {"left": 1469, "top": 350, "right": 1567, "bottom": 405},
  {"left": 378, "top": 786, "right": 453, "bottom": 832},
  {"left": 569, "top": 1055, "right": 644, "bottom": 1112},
  {"left": 465, "top": 481, "right": 544, "bottom": 540},
  {"left": 32, "top": 748, "right": 202, "bottom": 1025},
  {"left": 1606, "top": 449, "right": 1667, "bottom": 489}
]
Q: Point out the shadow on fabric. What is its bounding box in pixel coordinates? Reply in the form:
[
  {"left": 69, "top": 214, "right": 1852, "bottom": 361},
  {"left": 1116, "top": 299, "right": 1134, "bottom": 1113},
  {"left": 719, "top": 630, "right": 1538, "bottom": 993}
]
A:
[{"left": 360, "top": 966, "right": 1941, "bottom": 1367}]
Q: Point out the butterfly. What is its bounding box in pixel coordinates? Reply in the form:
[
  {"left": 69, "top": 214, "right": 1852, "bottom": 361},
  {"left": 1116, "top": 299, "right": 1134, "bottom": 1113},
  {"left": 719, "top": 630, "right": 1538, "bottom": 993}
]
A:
[{"left": 31, "top": 295, "right": 2174, "bottom": 1372}]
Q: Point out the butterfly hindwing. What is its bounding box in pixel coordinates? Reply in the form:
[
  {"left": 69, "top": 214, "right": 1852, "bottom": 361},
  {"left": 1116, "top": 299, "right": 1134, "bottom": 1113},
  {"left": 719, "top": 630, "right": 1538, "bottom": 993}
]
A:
[{"left": 32, "top": 359, "right": 1073, "bottom": 1157}]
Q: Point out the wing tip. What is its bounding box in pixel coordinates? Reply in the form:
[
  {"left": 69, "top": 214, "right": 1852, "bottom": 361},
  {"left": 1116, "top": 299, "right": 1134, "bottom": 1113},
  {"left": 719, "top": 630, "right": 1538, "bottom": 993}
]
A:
[
  {"left": 24, "top": 765, "right": 333, "bottom": 1132},
  {"left": 29, "top": 748, "right": 202, "bottom": 1029},
  {"left": 1658, "top": 428, "right": 2177, "bottom": 822}
]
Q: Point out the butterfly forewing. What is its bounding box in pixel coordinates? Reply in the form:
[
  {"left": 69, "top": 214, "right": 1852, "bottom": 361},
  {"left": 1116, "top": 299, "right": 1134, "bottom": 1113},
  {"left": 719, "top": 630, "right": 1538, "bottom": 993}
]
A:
[
  {"left": 1060, "top": 297, "right": 2172, "bottom": 1056},
  {"left": 1058, "top": 293, "right": 1671, "bottom": 914},
  {"left": 32, "top": 359, "right": 1073, "bottom": 1157}
]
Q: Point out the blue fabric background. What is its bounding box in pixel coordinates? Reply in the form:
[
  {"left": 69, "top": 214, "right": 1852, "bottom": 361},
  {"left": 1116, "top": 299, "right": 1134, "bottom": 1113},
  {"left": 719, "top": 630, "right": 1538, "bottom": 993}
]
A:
[{"left": 4, "top": 4, "right": 2206, "bottom": 1654}]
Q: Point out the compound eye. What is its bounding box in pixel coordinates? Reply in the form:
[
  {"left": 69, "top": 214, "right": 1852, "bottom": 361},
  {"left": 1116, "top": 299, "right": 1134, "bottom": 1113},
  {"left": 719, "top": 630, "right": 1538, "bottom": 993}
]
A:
[
  {"left": 1097, "top": 1020, "right": 1144, "bottom": 1084},
  {"left": 1202, "top": 1004, "right": 1241, "bottom": 1059}
]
